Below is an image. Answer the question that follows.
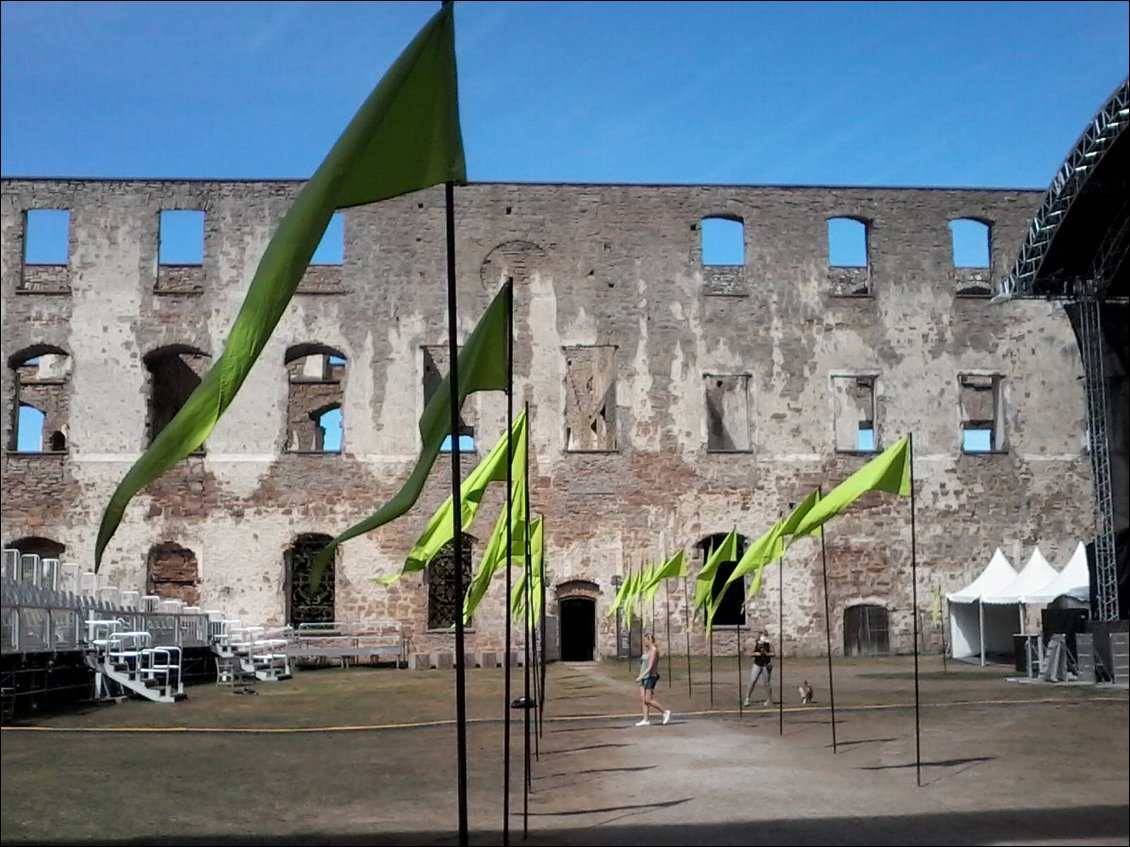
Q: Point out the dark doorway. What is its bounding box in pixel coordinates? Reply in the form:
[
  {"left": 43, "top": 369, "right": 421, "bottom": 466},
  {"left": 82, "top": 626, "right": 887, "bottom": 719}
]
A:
[
  {"left": 560, "top": 597, "right": 596, "bottom": 661},
  {"left": 844, "top": 604, "right": 890, "bottom": 656}
]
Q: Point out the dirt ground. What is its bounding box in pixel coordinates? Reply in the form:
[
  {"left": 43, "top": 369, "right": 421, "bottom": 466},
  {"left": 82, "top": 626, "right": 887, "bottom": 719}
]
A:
[{"left": 1, "top": 654, "right": 1127, "bottom": 846}]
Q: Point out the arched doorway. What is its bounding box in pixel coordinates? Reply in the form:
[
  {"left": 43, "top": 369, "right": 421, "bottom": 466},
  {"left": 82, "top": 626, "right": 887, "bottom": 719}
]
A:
[
  {"left": 844, "top": 604, "right": 890, "bottom": 656},
  {"left": 559, "top": 597, "right": 596, "bottom": 661}
]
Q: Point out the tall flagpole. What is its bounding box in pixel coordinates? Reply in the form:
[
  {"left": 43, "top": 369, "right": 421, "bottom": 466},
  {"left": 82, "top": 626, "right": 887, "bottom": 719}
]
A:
[
  {"left": 526, "top": 405, "right": 540, "bottom": 763},
  {"left": 910, "top": 433, "right": 922, "bottom": 788},
  {"left": 736, "top": 610, "right": 744, "bottom": 718},
  {"left": 665, "top": 577, "right": 673, "bottom": 688},
  {"left": 538, "top": 511, "right": 548, "bottom": 739},
  {"left": 443, "top": 149, "right": 469, "bottom": 847},
  {"left": 501, "top": 281, "right": 514, "bottom": 846},
  {"left": 819, "top": 487, "right": 838, "bottom": 755},
  {"left": 779, "top": 511, "right": 789, "bottom": 736},
  {"left": 522, "top": 420, "right": 533, "bottom": 838},
  {"left": 683, "top": 575, "right": 693, "bottom": 695}
]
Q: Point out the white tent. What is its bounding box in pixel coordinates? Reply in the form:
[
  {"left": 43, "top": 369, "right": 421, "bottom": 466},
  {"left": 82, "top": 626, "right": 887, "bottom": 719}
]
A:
[
  {"left": 983, "top": 547, "right": 1060, "bottom": 605},
  {"left": 1033, "top": 541, "right": 1090, "bottom": 604},
  {"left": 946, "top": 548, "right": 1019, "bottom": 665}
]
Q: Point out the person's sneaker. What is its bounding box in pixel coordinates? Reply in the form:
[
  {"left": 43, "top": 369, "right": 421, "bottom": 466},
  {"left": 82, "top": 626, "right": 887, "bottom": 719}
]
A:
[
  {"left": 635, "top": 718, "right": 650, "bottom": 726},
  {"left": 662, "top": 710, "right": 672, "bottom": 725},
  {"left": 742, "top": 698, "right": 751, "bottom": 707},
  {"left": 764, "top": 699, "right": 772, "bottom": 706}
]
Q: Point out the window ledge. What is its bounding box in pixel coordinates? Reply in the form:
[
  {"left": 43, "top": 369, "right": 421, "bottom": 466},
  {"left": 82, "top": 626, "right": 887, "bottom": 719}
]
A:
[
  {"left": 835, "top": 449, "right": 880, "bottom": 456},
  {"left": 295, "top": 289, "right": 351, "bottom": 296},
  {"left": 153, "top": 289, "right": 204, "bottom": 297},
  {"left": 15, "top": 288, "right": 71, "bottom": 296},
  {"left": 5, "top": 450, "right": 67, "bottom": 458},
  {"left": 961, "top": 450, "right": 1008, "bottom": 456}
]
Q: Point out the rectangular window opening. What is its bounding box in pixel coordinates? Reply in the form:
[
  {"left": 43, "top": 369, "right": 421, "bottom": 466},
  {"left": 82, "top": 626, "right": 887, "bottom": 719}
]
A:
[
  {"left": 833, "top": 375, "right": 877, "bottom": 453},
  {"left": 159, "top": 210, "right": 205, "bottom": 265},
  {"left": 311, "top": 213, "right": 345, "bottom": 265},
  {"left": 705, "top": 374, "right": 751, "bottom": 451},
  {"left": 959, "top": 374, "right": 1003, "bottom": 454},
  {"left": 25, "top": 209, "right": 70, "bottom": 265},
  {"left": 564, "top": 346, "right": 617, "bottom": 451}
]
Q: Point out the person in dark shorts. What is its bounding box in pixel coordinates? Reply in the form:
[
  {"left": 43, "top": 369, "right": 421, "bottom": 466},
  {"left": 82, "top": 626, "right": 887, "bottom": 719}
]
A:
[
  {"left": 744, "top": 629, "right": 775, "bottom": 706},
  {"left": 635, "top": 633, "right": 671, "bottom": 726}
]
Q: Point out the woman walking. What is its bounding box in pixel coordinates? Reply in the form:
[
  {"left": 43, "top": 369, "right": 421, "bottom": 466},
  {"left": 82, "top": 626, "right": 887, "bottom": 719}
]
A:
[{"left": 635, "top": 633, "right": 672, "bottom": 726}]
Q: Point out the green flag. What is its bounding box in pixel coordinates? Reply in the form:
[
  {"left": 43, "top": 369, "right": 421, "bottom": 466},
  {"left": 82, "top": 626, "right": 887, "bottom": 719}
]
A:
[
  {"left": 641, "top": 550, "right": 687, "bottom": 606},
  {"left": 395, "top": 410, "right": 527, "bottom": 581},
  {"left": 622, "top": 566, "right": 643, "bottom": 630},
  {"left": 607, "top": 566, "right": 633, "bottom": 618},
  {"left": 789, "top": 436, "right": 912, "bottom": 540},
  {"left": 316, "top": 280, "right": 511, "bottom": 586},
  {"left": 95, "top": 5, "right": 466, "bottom": 569},
  {"left": 721, "top": 490, "right": 822, "bottom": 603},
  {"left": 511, "top": 518, "right": 544, "bottom": 628},
  {"left": 462, "top": 423, "right": 527, "bottom": 623},
  {"left": 693, "top": 529, "right": 738, "bottom": 618}
]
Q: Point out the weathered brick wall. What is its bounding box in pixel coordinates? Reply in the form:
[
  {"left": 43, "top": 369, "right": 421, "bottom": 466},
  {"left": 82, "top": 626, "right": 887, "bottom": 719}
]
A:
[{"left": 0, "top": 178, "right": 1092, "bottom": 657}]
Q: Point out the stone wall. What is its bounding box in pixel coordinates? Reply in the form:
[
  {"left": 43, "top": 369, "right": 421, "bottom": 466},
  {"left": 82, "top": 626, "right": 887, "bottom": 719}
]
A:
[{"left": 0, "top": 178, "right": 1093, "bottom": 657}]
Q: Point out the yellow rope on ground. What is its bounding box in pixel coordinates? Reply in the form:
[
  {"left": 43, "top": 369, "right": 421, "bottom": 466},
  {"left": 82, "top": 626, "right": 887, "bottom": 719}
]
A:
[{"left": 1, "top": 695, "right": 1123, "bottom": 735}]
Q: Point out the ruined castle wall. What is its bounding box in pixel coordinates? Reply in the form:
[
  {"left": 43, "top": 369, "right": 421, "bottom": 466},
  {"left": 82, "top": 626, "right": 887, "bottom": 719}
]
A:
[{"left": 1, "top": 179, "right": 1090, "bottom": 656}]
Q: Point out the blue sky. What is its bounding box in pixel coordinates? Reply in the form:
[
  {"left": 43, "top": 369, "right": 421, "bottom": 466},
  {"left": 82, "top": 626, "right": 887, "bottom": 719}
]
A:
[{"left": 2, "top": 1, "right": 1127, "bottom": 188}]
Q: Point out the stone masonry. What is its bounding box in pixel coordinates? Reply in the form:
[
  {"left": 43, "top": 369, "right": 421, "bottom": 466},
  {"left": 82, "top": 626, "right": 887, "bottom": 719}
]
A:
[{"left": 0, "top": 178, "right": 1093, "bottom": 659}]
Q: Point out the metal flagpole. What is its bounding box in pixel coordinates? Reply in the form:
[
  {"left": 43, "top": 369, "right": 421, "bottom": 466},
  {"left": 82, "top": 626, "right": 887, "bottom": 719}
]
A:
[
  {"left": 736, "top": 612, "right": 743, "bottom": 718},
  {"left": 819, "top": 487, "right": 838, "bottom": 754},
  {"left": 524, "top": 410, "right": 540, "bottom": 763},
  {"left": 779, "top": 515, "right": 788, "bottom": 736},
  {"left": 501, "top": 280, "right": 514, "bottom": 847},
  {"left": 522, "top": 405, "right": 533, "bottom": 836},
  {"left": 665, "top": 577, "right": 673, "bottom": 688},
  {"left": 910, "top": 433, "right": 922, "bottom": 788},
  {"left": 538, "top": 513, "right": 548, "bottom": 739},
  {"left": 443, "top": 140, "right": 469, "bottom": 847},
  {"left": 683, "top": 576, "right": 693, "bottom": 695}
]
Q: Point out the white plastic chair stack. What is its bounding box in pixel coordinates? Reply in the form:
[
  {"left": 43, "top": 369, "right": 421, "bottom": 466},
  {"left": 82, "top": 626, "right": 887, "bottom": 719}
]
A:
[
  {"left": 120, "top": 590, "right": 140, "bottom": 609},
  {"left": 39, "top": 559, "right": 60, "bottom": 592},
  {"left": 141, "top": 595, "right": 160, "bottom": 613},
  {"left": 2, "top": 549, "right": 19, "bottom": 582},
  {"left": 59, "top": 562, "right": 81, "bottom": 594},
  {"left": 19, "top": 554, "right": 41, "bottom": 587},
  {"left": 80, "top": 571, "right": 100, "bottom": 598},
  {"left": 99, "top": 586, "right": 121, "bottom": 607}
]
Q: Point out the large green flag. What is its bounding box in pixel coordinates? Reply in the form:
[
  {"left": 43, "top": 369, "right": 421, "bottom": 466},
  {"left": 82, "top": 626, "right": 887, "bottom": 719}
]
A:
[
  {"left": 462, "top": 423, "right": 527, "bottom": 623},
  {"left": 394, "top": 410, "right": 527, "bottom": 582},
  {"left": 511, "top": 517, "right": 544, "bottom": 628},
  {"left": 315, "top": 281, "right": 511, "bottom": 586},
  {"left": 606, "top": 566, "right": 633, "bottom": 619},
  {"left": 641, "top": 550, "right": 687, "bottom": 606},
  {"left": 728, "top": 490, "right": 821, "bottom": 594},
  {"left": 693, "top": 529, "right": 738, "bottom": 617},
  {"left": 95, "top": 5, "right": 466, "bottom": 569},
  {"left": 789, "top": 436, "right": 912, "bottom": 540}
]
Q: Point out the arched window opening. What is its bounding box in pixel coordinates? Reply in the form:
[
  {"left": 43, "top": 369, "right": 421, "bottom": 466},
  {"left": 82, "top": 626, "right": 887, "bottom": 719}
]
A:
[
  {"left": 428, "top": 536, "right": 475, "bottom": 630},
  {"left": 146, "top": 542, "right": 200, "bottom": 606},
  {"left": 286, "top": 346, "right": 346, "bottom": 453},
  {"left": 10, "top": 348, "right": 71, "bottom": 453},
  {"left": 144, "top": 346, "right": 210, "bottom": 449},
  {"left": 285, "top": 533, "right": 336, "bottom": 626}
]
